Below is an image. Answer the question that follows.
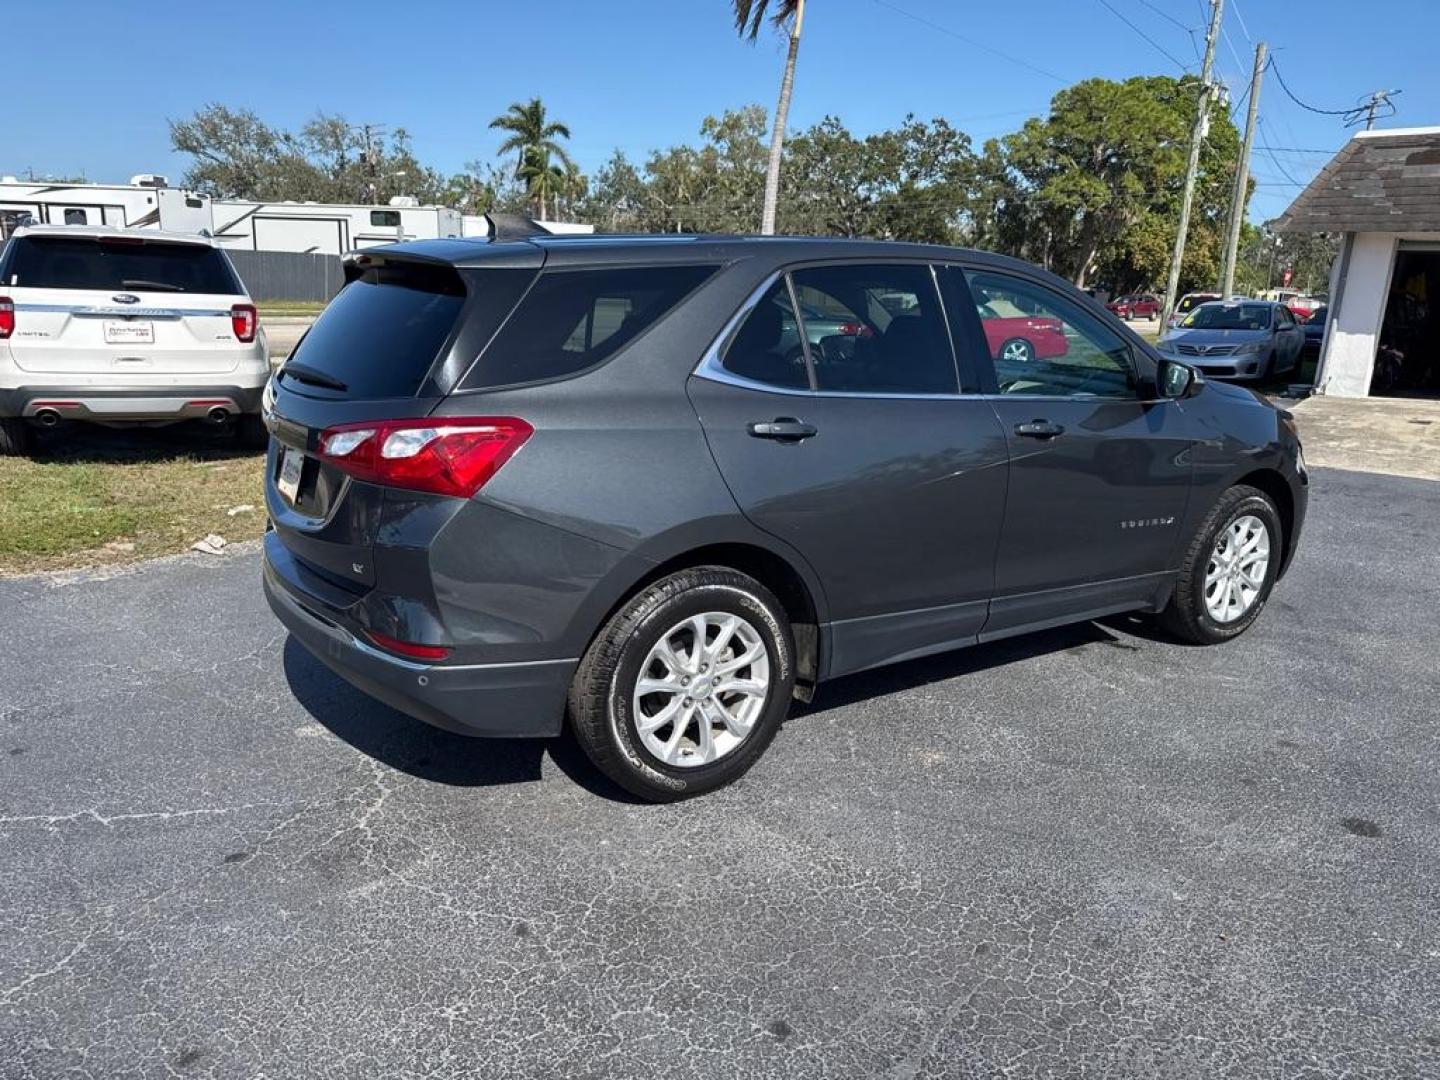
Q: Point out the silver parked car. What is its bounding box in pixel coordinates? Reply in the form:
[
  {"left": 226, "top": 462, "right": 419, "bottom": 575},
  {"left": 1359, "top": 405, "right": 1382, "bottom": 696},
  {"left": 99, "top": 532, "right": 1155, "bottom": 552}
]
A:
[{"left": 1155, "top": 300, "right": 1305, "bottom": 382}]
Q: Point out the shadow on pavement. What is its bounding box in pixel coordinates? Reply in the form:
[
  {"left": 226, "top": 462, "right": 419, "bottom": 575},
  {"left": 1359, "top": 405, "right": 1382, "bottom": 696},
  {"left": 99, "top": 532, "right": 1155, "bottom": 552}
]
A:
[
  {"left": 281, "top": 636, "right": 637, "bottom": 800},
  {"left": 29, "top": 421, "right": 257, "bottom": 464},
  {"left": 285, "top": 620, "right": 1155, "bottom": 798}
]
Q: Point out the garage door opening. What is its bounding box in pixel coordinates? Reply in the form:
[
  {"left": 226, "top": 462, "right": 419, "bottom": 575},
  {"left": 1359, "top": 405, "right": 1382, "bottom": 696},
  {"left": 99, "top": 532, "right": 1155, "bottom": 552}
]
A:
[{"left": 1374, "top": 249, "right": 1440, "bottom": 397}]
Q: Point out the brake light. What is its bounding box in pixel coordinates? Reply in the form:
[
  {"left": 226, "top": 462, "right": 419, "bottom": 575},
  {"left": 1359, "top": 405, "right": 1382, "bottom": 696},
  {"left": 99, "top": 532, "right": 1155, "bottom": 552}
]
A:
[
  {"left": 837, "top": 321, "right": 873, "bottom": 338},
  {"left": 364, "top": 630, "right": 452, "bottom": 662},
  {"left": 231, "top": 303, "right": 258, "bottom": 343},
  {"left": 317, "top": 416, "right": 533, "bottom": 498},
  {"left": 0, "top": 297, "right": 13, "bottom": 339}
]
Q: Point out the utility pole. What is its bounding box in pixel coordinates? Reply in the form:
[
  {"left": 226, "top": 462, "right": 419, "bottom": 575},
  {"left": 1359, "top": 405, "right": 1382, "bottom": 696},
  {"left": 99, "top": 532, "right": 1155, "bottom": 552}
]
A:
[
  {"left": 1218, "top": 40, "right": 1266, "bottom": 298},
  {"left": 1161, "top": 0, "right": 1224, "bottom": 328}
]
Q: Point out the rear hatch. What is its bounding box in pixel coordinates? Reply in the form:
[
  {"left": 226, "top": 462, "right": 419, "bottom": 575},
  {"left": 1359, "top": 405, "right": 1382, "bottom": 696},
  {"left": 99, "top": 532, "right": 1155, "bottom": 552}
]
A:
[
  {"left": 265, "top": 248, "right": 540, "bottom": 590},
  {"left": 1, "top": 234, "right": 251, "bottom": 376}
]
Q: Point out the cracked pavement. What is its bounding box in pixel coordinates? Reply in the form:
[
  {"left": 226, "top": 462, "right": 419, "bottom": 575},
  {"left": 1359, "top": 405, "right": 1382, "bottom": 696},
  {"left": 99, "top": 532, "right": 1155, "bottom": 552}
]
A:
[{"left": 1, "top": 467, "right": 1437, "bottom": 1078}]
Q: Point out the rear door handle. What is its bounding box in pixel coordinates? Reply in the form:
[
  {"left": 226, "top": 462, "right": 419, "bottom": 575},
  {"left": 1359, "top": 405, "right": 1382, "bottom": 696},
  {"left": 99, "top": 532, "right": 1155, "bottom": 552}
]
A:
[
  {"left": 1014, "top": 419, "right": 1065, "bottom": 439},
  {"left": 748, "top": 417, "right": 817, "bottom": 442}
]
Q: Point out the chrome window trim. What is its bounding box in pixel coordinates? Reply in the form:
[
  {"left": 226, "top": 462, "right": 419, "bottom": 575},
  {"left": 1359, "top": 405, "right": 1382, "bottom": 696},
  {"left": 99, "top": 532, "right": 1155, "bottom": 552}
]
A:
[{"left": 691, "top": 262, "right": 1179, "bottom": 406}]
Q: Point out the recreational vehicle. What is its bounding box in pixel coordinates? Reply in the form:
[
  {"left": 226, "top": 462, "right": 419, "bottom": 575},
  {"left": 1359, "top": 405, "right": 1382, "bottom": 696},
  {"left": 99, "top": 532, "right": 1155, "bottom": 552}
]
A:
[
  {"left": 0, "top": 175, "right": 212, "bottom": 240},
  {"left": 210, "top": 197, "right": 464, "bottom": 255}
]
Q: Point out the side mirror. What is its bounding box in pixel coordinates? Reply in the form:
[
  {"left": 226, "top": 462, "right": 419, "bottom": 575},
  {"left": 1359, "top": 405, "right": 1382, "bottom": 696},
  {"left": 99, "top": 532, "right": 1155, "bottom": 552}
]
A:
[{"left": 1158, "top": 358, "right": 1203, "bottom": 399}]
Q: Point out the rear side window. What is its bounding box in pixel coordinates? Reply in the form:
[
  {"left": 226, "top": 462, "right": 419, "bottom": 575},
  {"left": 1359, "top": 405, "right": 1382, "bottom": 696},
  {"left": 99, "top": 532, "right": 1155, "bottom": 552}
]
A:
[
  {"left": 1, "top": 236, "right": 242, "bottom": 294},
  {"left": 462, "top": 265, "right": 717, "bottom": 390},
  {"left": 790, "top": 263, "right": 958, "bottom": 394},
  {"left": 721, "top": 278, "right": 811, "bottom": 390},
  {"left": 285, "top": 262, "right": 477, "bottom": 399}
]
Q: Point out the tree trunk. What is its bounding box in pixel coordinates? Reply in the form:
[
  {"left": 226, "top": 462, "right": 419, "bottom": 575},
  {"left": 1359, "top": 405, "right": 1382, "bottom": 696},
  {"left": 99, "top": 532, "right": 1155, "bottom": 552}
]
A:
[{"left": 761, "top": 0, "right": 804, "bottom": 236}]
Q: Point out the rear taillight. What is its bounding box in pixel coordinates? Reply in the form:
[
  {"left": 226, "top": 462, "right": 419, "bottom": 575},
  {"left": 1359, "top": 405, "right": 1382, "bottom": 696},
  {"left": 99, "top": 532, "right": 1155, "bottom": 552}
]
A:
[
  {"left": 317, "top": 417, "right": 533, "bottom": 499},
  {"left": 836, "top": 321, "right": 873, "bottom": 338},
  {"left": 0, "top": 297, "right": 13, "bottom": 339},
  {"left": 231, "top": 303, "right": 257, "bottom": 343}
]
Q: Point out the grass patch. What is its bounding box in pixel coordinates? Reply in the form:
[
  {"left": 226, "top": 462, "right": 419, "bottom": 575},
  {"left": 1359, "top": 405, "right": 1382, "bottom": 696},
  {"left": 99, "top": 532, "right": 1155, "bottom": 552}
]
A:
[
  {"left": 0, "top": 426, "right": 266, "bottom": 575},
  {"left": 257, "top": 300, "right": 327, "bottom": 317}
]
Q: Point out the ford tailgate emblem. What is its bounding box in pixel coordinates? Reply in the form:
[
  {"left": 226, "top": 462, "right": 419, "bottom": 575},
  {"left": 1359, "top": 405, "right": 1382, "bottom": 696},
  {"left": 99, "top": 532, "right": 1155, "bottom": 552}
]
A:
[{"left": 112, "top": 293, "right": 141, "bottom": 305}]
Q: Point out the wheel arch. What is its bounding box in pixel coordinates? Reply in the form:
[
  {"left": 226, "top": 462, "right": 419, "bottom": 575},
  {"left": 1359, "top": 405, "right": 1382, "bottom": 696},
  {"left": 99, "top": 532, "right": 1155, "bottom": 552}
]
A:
[
  {"left": 1233, "top": 467, "right": 1297, "bottom": 573},
  {"left": 575, "top": 536, "right": 828, "bottom": 700}
]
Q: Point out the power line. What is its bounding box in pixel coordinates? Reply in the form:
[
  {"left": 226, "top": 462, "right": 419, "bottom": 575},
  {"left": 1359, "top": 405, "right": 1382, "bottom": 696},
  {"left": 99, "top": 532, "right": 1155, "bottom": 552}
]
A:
[
  {"left": 1133, "top": 0, "right": 1194, "bottom": 33},
  {"left": 1257, "top": 118, "right": 1306, "bottom": 187},
  {"left": 1268, "top": 56, "right": 1354, "bottom": 116},
  {"left": 866, "top": 0, "right": 1069, "bottom": 83},
  {"left": 1227, "top": 0, "right": 1254, "bottom": 43},
  {"left": 1094, "top": 0, "right": 1193, "bottom": 71}
]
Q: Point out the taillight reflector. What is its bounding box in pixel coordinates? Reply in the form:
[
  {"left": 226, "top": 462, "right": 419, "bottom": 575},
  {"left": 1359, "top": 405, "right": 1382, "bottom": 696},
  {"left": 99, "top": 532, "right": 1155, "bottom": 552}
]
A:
[
  {"left": 317, "top": 416, "right": 533, "bottom": 499},
  {"left": 364, "top": 630, "right": 452, "bottom": 662},
  {"left": 0, "top": 297, "right": 13, "bottom": 339},
  {"left": 231, "top": 303, "right": 258, "bottom": 343}
]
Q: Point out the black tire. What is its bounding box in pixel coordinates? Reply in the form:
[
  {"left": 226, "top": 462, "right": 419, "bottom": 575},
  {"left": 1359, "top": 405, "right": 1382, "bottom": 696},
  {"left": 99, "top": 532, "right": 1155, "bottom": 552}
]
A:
[
  {"left": 0, "top": 417, "right": 35, "bottom": 457},
  {"left": 235, "top": 413, "right": 269, "bottom": 450},
  {"left": 1148, "top": 310, "right": 1158, "bottom": 323},
  {"left": 568, "top": 566, "right": 796, "bottom": 802},
  {"left": 1159, "top": 484, "right": 1283, "bottom": 645},
  {"left": 999, "top": 337, "right": 1035, "bottom": 363}
]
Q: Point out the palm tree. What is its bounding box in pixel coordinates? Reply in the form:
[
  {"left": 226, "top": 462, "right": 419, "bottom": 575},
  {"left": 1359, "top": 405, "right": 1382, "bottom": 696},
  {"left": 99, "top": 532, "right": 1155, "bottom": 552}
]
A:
[
  {"left": 489, "top": 98, "right": 573, "bottom": 220},
  {"left": 734, "top": 0, "right": 806, "bottom": 235}
]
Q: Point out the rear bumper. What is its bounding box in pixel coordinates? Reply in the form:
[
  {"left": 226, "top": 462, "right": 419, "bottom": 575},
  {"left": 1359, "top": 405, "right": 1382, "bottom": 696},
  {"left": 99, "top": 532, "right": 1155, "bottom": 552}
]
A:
[
  {"left": 0, "top": 384, "right": 263, "bottom": 420},
  {"left": 263, "top": 534, "right": 574, "bottom": 738}
]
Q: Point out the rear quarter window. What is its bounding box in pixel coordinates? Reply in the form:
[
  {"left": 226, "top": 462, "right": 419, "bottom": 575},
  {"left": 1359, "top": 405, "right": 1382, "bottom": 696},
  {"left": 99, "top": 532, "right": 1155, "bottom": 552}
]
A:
[
  {"left": 460, "top": 264, "right": 718, "bottom": 390},
  {"left": 1, "top": 236, "right": 242, "bottom": 294}
]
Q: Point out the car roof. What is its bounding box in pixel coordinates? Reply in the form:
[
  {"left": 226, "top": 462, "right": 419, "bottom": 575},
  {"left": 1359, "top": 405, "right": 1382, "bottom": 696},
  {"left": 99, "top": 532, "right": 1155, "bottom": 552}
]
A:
[
  {"left": 9, "top": 224, "right": 219, "bottom": 247},
  {"left": 355, "top": 233, "right": 1064, "bottom": 277}
]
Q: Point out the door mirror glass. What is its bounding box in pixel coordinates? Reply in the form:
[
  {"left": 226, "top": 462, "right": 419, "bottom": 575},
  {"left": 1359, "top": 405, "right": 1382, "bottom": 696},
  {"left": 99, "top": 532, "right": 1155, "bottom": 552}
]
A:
[{"left": 1159, "top": 358, "right": 1200, "bottom": 398}]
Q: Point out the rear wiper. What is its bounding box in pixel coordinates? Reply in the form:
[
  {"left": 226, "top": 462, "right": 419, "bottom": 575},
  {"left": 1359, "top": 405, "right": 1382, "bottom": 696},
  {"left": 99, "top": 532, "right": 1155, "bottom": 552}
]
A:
[
  {"left": 280, "top": 362, "right": 347, "bottom": 392},
  {"left": 120, "top": 279, "right": 184, "bottom": 292}
]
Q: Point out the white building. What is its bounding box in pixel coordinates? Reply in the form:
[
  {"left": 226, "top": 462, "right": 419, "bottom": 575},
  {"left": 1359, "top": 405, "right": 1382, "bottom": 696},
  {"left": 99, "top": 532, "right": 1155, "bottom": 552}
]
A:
[{"left": 1278, "top": 127, "right": 1440, "bottom": 399}]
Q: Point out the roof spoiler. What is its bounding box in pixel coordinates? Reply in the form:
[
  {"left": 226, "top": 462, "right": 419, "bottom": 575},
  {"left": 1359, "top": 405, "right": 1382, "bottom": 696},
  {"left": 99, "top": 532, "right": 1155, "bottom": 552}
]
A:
[{"left": 486, "top": 213, "right": 548, "bottom": 241}]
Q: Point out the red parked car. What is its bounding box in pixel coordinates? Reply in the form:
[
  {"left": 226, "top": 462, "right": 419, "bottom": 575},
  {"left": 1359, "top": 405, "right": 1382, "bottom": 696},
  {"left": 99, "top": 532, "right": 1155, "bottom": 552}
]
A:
[
  {"left": 976, "top": 300, "right": 1069, "bottom": 363},
  {"left": 1107, "top": 293, "right": 1161, "bottom": 321}
]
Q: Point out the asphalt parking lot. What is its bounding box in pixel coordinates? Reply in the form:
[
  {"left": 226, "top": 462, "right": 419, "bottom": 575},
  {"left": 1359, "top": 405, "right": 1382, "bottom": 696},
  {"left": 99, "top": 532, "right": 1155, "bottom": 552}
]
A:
[{"left": 2, "top": 466, "right": 1437, "bottom": 1079}]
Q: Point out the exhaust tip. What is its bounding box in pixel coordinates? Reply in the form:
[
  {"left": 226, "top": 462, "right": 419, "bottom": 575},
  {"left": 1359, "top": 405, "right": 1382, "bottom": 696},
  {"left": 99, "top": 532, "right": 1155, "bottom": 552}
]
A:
[
  {"left": 33, "top": 408, "right": 62, "bottom": 428},
  {"left": 207, "top": 406, "right": 231, "bottom": 425}
]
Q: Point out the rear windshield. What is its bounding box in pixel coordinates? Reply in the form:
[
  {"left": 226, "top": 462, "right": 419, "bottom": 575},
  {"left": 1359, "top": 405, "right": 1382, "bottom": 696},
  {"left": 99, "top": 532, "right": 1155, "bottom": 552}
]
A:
[
  {"left": 460, "top": 265, "right": 718, "bottom": 390},
  {"left": 1183, "top": 303, "right": 1272, "bottom": 330},
  {"left": 283, "top": 262, "right": 477, "bottom": 399},
  {"left": 1177, "top": 294, "right": 1220, "bottom": 313},
  {"left": 1, "top": 236, "right": 242, "bottom": 294}
]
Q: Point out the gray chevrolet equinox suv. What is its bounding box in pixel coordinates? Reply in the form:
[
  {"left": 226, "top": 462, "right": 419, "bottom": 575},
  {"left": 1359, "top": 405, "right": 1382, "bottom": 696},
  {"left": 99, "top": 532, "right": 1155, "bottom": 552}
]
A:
[{"left": 262, "top": 235, "right": 1308, "bottom": 801}]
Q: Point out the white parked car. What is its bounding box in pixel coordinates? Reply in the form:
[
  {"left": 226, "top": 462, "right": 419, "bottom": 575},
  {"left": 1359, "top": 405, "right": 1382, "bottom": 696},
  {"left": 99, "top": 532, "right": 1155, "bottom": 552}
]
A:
[{"left": 0, "top": 225, "right": 268, "bottom": 454}]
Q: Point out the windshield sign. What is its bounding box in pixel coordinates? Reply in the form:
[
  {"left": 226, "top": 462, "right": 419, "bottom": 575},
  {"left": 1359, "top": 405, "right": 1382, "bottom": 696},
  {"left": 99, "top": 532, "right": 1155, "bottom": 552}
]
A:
[{"left": 1183, "top": 303, "right": 1272, "bottom": 331}]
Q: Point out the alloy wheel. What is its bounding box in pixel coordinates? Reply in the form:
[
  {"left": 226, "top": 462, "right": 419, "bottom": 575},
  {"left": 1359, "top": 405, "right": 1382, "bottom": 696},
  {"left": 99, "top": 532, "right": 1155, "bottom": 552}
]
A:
[
  {"left": 631, "top": 612, "right": 771, "bottom": 768},
  {"left": 1204, "top": 514, "right": 1271, "bottom": 623}
]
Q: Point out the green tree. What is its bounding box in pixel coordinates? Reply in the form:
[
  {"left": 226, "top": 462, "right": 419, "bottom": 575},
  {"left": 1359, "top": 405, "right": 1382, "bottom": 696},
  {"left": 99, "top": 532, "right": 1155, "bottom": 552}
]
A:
[
  {"left": 734, "top": 0, "right": 805, "bottom": 235},
  {"left": 976, "top": 76, "right": 1241, "bottom": 290},
  {"left": 488, "top": 98, "right": 574, "bottom": 220}
]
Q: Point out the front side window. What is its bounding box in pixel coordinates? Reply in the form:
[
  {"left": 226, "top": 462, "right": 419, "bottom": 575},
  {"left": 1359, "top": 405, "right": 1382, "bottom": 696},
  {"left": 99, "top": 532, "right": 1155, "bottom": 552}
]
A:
[
  {"left": 463, "top": 264, "right": 716, "bottom": 390},
  {"left": 789, "top": 263, "right": 957, "bottom": 394},
  {"left": 965, "top": 270, "right": 1137, "bottom": 399}
]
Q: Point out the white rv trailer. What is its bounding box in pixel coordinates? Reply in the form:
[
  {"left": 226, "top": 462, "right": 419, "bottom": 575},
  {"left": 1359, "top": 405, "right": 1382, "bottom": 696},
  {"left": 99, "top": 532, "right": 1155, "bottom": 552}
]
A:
[
  {"left": 461, "top": 214, "right": 594, "bottom": 238},
  {"left": 0, "top": 175, "right": 212, "bottom": 240},
  {"left": 211, "top": 197, "right": 465, "bottom": 255}
]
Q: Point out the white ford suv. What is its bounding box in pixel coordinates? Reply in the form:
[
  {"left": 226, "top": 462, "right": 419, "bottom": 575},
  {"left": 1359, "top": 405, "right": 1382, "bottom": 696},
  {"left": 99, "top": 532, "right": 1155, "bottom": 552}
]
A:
[{"left": 0, "top": 225, "right": 269, "bottom": 454}]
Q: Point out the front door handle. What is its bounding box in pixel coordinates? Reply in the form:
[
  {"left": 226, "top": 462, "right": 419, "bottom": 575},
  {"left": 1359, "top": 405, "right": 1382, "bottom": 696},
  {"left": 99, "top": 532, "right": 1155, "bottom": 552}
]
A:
[
  {"left": 748, "top": 417, "right": 817, "bottom": 442},
  {"left": 1014, "top": 419, "right": 1065, "bottom": 439}
]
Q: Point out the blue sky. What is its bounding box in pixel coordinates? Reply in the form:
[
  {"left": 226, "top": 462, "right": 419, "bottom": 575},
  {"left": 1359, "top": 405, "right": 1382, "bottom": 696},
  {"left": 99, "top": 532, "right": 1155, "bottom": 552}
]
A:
[{"left": 8, "top": 0, "right": 1439, "bottom": 222}]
